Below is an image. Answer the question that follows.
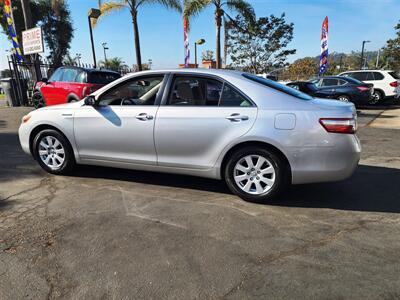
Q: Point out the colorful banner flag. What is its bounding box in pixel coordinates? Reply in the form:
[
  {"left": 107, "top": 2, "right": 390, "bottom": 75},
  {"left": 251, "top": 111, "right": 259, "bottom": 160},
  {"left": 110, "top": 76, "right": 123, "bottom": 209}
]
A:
[
  {"left": 4, "top": 0, "right": 24, "bottom": 62},
  {"left": 183, "top": 17, "right": 190, "bottom": 68},
  {"left": 319, "top": 16, "right": 328, "bottom": 75}
]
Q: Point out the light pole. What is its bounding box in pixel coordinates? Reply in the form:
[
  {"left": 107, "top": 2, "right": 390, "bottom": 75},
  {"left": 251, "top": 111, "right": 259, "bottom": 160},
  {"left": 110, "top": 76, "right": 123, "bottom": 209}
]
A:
[
  {"left": 75, "top": 53, "right": 82, "bottom": 66},
  {"left": 360, "top": 40, "right": 370, "bottom": 70},
  {"left": 88, "top": 8, "right": 101, "bottom": 68},
  {"left": 194, "top": 39, "right": 205, "bottom": 68},
  {"left": 102, "top": 42, "right": 109, "bottom": 65}
]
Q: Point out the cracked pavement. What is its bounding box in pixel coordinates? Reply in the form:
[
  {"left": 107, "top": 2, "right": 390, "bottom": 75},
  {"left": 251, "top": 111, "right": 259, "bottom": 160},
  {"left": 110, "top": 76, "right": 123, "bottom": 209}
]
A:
[{"left": 1, "top": 106, "right": 400, "bottom": 299}]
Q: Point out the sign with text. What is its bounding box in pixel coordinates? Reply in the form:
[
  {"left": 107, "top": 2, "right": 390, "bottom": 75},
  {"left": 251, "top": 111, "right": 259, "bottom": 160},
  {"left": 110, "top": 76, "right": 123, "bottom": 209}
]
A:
[{"left": 22, "top": 27, "right": 44, "bottom": 55}]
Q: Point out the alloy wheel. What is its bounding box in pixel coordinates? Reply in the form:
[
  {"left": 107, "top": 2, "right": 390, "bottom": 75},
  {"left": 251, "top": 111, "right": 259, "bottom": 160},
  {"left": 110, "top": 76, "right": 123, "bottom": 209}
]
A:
[
  {"left": 38, "top": 136, "right": 65, "bottom": 170},
  {"left": 233, "top": 155, "right": 276, "bottom": 195}
]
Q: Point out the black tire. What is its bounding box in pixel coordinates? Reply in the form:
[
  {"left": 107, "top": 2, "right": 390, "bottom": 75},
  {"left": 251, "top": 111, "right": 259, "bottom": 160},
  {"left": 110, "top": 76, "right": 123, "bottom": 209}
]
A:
[
  {"left": 32, "top": 129, "right": 76, "bottom": 175},
  {"left": 337, "top": 95, "right": 350, "bottom": 102},
  {"left": 32, "top": 91, "right": 46, "bottom": 109},
  {"left": 224, "top": 146, "right": 288, "bottom": 203},
  {"left": 68, "top": 96, "right": 79, "bottom": 103},
  {"left": 369, "top": 90, "right": 384, "bottom": 105}
]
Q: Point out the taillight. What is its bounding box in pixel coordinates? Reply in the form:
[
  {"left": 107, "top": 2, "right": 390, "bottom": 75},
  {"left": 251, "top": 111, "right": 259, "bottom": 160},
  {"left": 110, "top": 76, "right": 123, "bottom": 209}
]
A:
[
  {"left": 390, "top": 81, "right": 398, "bottom": 87},
  {"left": 319, "top": 118, "right": 356, "bottom": 134},
  {"left": 356, "top": 86, "right": 370, "bottom": 92}
]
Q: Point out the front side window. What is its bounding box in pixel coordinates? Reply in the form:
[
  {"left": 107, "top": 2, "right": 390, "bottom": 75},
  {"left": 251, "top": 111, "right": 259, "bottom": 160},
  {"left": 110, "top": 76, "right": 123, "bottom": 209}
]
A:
[
  {"left": 49, "top": 68, "right": 63, "bottom": 82},
  {"left": 169, "top": 76, "right": 222, "bottom": 106},
  {"left": 98, "top": 76, "right": 164, "bottom": 106},
  {"left": 76, "top": 71, "right": 87, "bottom": 83},
  {"left": 61, "top": 68, "right": 79, "bottom": 82}
]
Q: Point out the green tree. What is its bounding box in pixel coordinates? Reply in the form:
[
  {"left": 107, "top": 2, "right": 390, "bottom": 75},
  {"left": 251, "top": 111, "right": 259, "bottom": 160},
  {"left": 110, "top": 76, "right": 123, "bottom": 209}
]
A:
[
  {"left": 99, "top": 57, "right": 124, "bottom": 70},
  {"left": 383, "top": 20, "right": 400, "bottom": 72},
  {"left": 0, "top": 0, "right": 74, "bottom": 66},
  {"left": 184, "top": 0, "right": 255, "bottom": 69},
  {"left": 96, "top": 0, "right": 181, "bottom": 71},
  {"left": 202, "top": 50, "right": 214, "bottom": 61},
  {"left": 283, "top": 57, "right": 317, "bottom": 81},
  {"left": 227, "top": 14, "right": 296, "bottom": 74}
]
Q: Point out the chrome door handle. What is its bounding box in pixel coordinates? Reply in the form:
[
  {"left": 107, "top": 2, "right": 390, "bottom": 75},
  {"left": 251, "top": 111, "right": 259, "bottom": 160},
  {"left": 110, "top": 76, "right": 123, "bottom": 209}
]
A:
[
  {"left": 226, "top": 113, "right": 249, "bottom": 122},
  {"left": 135, "top": 113, "right": 153, "bottom": 121}
]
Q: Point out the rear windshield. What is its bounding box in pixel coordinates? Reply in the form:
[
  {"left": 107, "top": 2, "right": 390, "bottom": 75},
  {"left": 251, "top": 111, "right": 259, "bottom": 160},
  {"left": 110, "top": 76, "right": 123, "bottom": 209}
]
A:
[
  {"left": 389, "top": 72, "right": 400, "bottom": 79},
  {"left": 88, "top": 72, "right": 121, "bottom": 84},
  {"left": 243, "top": 73, "right": 313, "bottom": 100}
]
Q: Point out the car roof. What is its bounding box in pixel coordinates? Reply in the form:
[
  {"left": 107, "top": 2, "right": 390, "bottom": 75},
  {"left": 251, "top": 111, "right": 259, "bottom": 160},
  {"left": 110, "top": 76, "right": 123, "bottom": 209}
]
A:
[
  {"left": 340, "top": 70, "right": 393, "bottom": 73},
  {"left": 59, "top": 66, "right": 120, "bottom": 74}
]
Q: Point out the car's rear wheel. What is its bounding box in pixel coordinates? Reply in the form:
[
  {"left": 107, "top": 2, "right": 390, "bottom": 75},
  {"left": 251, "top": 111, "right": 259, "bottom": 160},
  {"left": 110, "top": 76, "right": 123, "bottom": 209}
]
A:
[
  {"left": 224, "top": 146, "right": 287, "bottom": 202},
  {"left": 337, "top": 95, "right": 350, "bottom": 102},
  {"left": 32, "top": 129, "right": 75, "bottom": 175},
  {"left": 32, "top": 92, "right": 45, "bottom": 109},
  {"left": 369, "top": 90, "right": 383, "bottom": 105}
]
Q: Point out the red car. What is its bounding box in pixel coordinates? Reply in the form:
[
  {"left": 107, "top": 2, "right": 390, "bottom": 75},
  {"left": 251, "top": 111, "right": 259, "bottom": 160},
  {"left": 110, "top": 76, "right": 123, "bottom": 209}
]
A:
[{"left": 32, "top": 66, "right": 121, "bottom": 108}]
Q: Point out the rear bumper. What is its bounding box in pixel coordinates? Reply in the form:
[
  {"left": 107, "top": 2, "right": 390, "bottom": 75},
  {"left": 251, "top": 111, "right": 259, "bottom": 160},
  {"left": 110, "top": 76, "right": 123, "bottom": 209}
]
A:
[{"left": 290, "top": 134, "right": 361, "bottom": 185}]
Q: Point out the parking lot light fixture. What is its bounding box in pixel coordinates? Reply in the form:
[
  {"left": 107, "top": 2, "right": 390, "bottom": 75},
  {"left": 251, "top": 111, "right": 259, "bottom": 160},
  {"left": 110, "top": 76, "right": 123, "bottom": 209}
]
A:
[
  {"left": 88, "top": 8, "right": 101, "bottom": 68},
  {"left": 195, "top": 39, "right": 206, "bottom": 68}
]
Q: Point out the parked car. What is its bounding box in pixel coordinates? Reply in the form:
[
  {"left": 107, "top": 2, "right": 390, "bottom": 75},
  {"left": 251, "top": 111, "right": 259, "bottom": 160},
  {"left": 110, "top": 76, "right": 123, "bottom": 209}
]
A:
[
  {"left": 287, "top": 76, "right": 373, "bottom": 106},
  {"left": 339, "top": 70, "right": 399, "bottom": 104},
  {"left": 32, "top": 66, "right": 121, "bottom": 108},
  {"left": 19, "top": 69, "right": 360, "bottom": 203}
]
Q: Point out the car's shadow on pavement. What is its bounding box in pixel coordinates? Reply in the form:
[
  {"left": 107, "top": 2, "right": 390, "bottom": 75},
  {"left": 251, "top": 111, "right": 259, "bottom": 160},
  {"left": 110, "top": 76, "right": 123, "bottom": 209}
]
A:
[{"left": 72, "top": 164, "right": 400, "bottom": 214}]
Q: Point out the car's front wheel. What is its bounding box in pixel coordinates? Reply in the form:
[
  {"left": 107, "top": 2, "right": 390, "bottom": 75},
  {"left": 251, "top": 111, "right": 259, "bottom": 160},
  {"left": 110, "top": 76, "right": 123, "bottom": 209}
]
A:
[
  {"left": 224, "top": 146, "right": 287, "bottom": 203},
  {"left": 32, "top": 129, "right": 75, "bottom": 175}
]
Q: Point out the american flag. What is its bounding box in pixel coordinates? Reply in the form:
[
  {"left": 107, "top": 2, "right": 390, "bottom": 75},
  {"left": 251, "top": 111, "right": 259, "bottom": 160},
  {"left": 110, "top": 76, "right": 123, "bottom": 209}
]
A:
[
  {"left": 183, "top": 17, "right": 190, "bottom": 67},
  {"left": 319, "top": 16, "right": 328, "bottom": 75}
]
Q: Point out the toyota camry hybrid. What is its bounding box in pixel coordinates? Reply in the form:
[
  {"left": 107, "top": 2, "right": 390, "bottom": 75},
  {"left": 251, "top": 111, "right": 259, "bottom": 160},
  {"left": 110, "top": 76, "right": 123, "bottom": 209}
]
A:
[{"left": 19, "top": 69, "right": 361, "bottom": 202}]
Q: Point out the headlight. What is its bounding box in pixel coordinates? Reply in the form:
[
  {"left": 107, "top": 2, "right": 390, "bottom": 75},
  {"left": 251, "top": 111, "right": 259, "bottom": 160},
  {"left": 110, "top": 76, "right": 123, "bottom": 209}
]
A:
[{"left": 22, "top": 115, "right": 31, "bottom": 123}]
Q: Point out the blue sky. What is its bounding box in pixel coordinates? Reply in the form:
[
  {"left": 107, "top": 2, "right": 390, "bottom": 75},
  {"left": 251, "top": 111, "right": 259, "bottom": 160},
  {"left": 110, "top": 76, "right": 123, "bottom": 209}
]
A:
[{"left": 1, "top": 0, "right": 399, "bottom": 70}]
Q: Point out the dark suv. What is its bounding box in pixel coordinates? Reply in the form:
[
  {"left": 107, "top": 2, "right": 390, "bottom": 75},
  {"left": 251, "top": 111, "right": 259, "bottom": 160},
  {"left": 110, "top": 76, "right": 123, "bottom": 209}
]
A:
[{"left": 33, "top": 66, "right": 121, "bottom": 108}]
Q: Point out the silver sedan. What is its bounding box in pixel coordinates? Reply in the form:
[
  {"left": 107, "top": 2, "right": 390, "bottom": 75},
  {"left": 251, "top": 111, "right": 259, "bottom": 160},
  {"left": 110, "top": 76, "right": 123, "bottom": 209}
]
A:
[{"left": 19, "top": 69, "right": 361, "bottom": 202}]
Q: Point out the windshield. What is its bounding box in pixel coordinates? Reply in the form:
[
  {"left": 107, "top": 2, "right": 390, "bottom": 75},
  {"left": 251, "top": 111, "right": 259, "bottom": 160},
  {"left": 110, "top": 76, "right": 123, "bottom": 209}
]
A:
[{"left": 243, "top": 73, "right": 313, "bottom": 100}]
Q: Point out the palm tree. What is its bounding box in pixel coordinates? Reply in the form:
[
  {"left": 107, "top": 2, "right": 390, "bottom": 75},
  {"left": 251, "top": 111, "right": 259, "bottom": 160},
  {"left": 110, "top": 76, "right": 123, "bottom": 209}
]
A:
[
  {"left": 184, "top": 0, "right": 254, "bottom": 69},
  {"left": 95, "top": 0, "right": 182, "bottom": 71},
  {"left": 99, "top": 57, "right": 124, "bottom": 70}
]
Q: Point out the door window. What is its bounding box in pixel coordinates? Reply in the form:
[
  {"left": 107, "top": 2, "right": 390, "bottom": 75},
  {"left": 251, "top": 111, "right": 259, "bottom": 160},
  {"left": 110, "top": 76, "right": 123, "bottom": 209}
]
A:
[
  {"left": 98, "top": 76, "right": 164, "bottom": 106},
  {"left": 49, "top": 68, "right": 63, "bottom": 82},
  {"left": 169, "top": 76, "right": 222, "bottom": 106},
  {"left": 321, "top": 78, "right": 339, "bottom": 86},
  {"left": 61, "top": 68, "right": 79, "bottom": 82},
  {"left": 219, "top": 84, "right": 252, "bottom": 107}
]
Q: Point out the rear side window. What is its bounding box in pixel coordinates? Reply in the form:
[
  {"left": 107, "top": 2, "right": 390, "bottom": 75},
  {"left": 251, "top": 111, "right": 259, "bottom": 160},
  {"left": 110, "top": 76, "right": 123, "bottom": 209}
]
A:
[
  {"left": 389, "top": 72, "right": 400, "bottom": 79},
  {"left": 88, "top": 72, "right": 121, "bottom": 84},
  {"left": 343, "top": 77, "right": 364, "bottom": 85},
  {"left": 243, "top": 73, "right": 313, "bottom": 100},
  {"left": 169, "top": 76, "right": 222, "bottom": 106},
  {"left": 321, "top": 78, "right": 339, "bottom": 86},
  {"left": 220, "top": 84, "right": 252, "bottom": 107},
  {"left": 372, "top": 72, "right": 384, "bottom": 80},
  {"left": 76, "top": 71, "right": 87, "bottom": 83}
]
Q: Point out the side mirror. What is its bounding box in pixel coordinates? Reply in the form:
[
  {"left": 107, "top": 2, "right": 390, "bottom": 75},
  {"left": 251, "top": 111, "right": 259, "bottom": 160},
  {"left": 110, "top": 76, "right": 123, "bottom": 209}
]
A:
[
  {"left": 84, "top": 96, "right": 96, "bottom": 106},
  {"left": 41, "top": 78, "right": 48, "bottom": 84}
]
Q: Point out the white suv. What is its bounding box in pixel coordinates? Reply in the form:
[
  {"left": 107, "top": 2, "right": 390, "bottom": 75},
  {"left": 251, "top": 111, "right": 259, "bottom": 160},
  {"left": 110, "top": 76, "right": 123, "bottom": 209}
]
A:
[{"left": 339, "top": 70, "right": 399, "bottom": 104}]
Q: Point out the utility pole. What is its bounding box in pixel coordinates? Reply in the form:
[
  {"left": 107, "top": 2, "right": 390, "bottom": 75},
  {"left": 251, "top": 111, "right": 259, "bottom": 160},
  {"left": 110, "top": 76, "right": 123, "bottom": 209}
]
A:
[
  {"left": 20, "top": 0, "right": 33, "bottom": 29},
  {"left": 376, "top": 49, "right": 380, "bottom": 69},
  {"left": 360, "top": 40, "right": 370, "bottom": 69}
]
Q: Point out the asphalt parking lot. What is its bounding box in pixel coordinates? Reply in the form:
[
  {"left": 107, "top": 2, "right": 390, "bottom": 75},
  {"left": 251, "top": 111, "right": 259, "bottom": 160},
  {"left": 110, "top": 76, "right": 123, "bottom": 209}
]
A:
[{"left": 1, "top": 104, "right": 400, "bottom": 299}]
